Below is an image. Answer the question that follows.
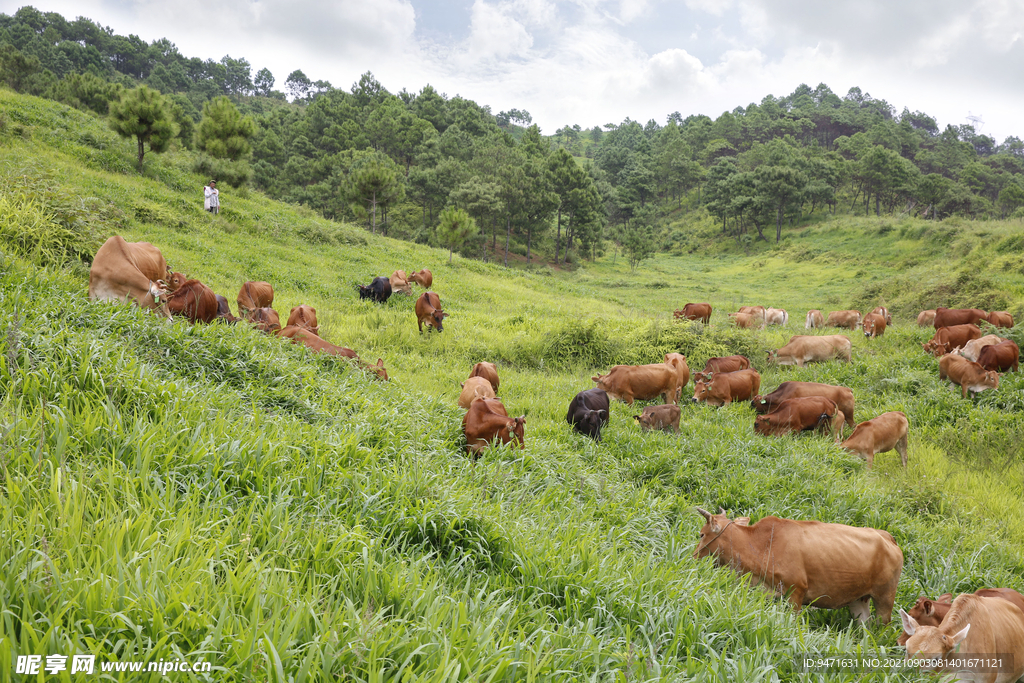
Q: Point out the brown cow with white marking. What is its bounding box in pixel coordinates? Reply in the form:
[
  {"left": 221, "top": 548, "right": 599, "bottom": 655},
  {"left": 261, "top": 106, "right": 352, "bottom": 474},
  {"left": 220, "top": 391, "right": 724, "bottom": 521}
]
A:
[
  {"left": 826, "top": 310, "right": 861, "bottom": 329},
  {"left": 938, "top": 353, "right": 999, "bottom": 398},
  {"left": 769, "top": 335, "right": 852, "bottom": 366},
  {"left": 753, "top": 396, "right": 844, "bottom": 440},
  {"left": 88, "top": 236, "right": 172, "bottom": 317},
  {"left": 415, "top": 291, "right": 448, "bottom": 333},
  {"left": 462, "top": 398, "right": 525, "bottom": 458},
  {"left": 871, "top": 306, "right": 892, "bottom": 325},
  {"left": 840, "top": 411, "right": 908, "bottom": 468},
  {"left": 692, "top": 369, "right": 761, "bottom": 407},
  {"left": 593, "top": 363, "right": 680, "bottom": 406},
  {"left": 957, "top": 335, "right": 1004, "bottom": 362},
  {"left": 805, "top": 310, "right": 825, "bottom": 329}
]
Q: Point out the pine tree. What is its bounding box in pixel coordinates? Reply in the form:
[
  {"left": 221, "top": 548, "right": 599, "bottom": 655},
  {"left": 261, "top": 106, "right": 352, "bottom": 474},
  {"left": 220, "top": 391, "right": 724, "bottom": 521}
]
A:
[{"left": 108, "top": 85, "right": 178, "bottom": 171}]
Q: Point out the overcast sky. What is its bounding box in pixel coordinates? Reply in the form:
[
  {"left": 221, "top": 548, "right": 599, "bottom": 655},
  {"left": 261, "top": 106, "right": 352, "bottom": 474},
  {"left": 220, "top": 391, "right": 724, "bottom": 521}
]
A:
[{"left": 21, "top": 0, "right": 1024, "bottom": 141}]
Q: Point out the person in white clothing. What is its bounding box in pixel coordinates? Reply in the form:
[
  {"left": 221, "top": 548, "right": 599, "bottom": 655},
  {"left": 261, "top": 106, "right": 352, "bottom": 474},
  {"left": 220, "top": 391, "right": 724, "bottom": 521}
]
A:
[{"left": 204, "top": 180, "right": 219, "bottom": 214}]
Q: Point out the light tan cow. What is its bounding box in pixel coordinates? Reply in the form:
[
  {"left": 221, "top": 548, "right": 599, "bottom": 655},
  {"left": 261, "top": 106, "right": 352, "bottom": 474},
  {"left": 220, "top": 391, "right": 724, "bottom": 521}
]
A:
[
  {"left": 593, "top": 363, "right": 680, "bottom": 405},
  {"left": 737, "top": 305, "right": 766, "bottom": 322},
  {"left": 939, "top": 353, "right": 999, "bottom": 398},
  {"left": 458, "top": 376, "right": 496, "bottom": 409},
  {"left": 730, "top": 312, "right": 762, "bottom": 329},
  {"left": 286, "top": 305, "right": 319, "bottom": 335},
  {"left": 765, "top": 308, "right": 789, "bottom": 326},
  {"left": 664, "top": 353, "right": 690, "bottom": 402},
  {"left": 871, "top": 306, "right": 892, "bottom": 325},
  {"left": 917, "top": 309, "right": 936, "bottom": 327},
  {"left": 805, "top": 310, "right": 825, "bottom": 329},
  {"left": 826, "top": 310, "right": 862, "bottom": 329},
  {"left": 840, "top": 411, "right": 908, "bottom": 468},
  {"left": 389, "top": 270, "right": 412, "bottom": 295},
  {"left": 957, "top": 335, "right": 1005, "bottom": 362},
  {"left": 88, "top": 236, "right": 171, "bottom": 317},
  {"left": 769, "top": 335, "right": 852, "bottom": 366}
]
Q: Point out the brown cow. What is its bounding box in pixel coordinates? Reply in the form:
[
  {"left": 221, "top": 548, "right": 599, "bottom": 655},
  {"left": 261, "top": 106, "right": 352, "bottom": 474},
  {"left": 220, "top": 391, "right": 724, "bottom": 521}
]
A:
[
  {"left": 389, "top": 270, "right": 412, "bottom": 295},
  {"left": 738, "top": 305, "right": 766, "bottom": 321},
  {"left": 826, "top": 310, "right": 861, "bottom": 329},
  {"left": 769, "top": 335, "right": 852, "bottom": 366},
  {"left": 958, "top": 335, "right": 1005, "bottom": 362},
  {"left": 933, "top": 307, "right": 987, "bottom": 329},
  {"left": 247, "top": 307, "right": 281, "bottom": 334},
  {"left": 164, "top": 279, "right": 218, "bottom": 323},
  {"left": 214, "top": 294, "right": 239, "bottom": 323},
  {"left": 692, "top": 369, "right": 761, "bottom": 407},
  {"left": 674, "top": 302, "right": 712, "bottom": 323},
  {"left": 730, "top": 312, "right": 762, "bottom": 329},
  {"left": 751, "top": 381, "right": 855, "bottom": 428},
  {"left": 986, "top": 311, "right": 1015, "bottom": 328},
  {"left": 665, "top": 353, "right": 690, "bottom": 402},
  {"left": 923, "top": 324, "right": 983, "bottom": 357},
  {"left": 694, "top": 509, "right": 903, "bottom": 622},
  {"left": 462, "top": 398, "right": 525, "bottom": 458},
  {"left": 938, "top": 353, "right": 999, "bottom": 398},
  {"left": 88, "top": 235, "right": 171, "bottom": 317},
  {"left": 871, "top": 306, "right": 892, "bottom": 325},
  {"left": 237, "top": 281, "right": 274, "bottom": 315},
  {"left": 840, "top": 411, "right": 908, "bottom": 468},
  {"left": 753, "top": 396, "right": 844, "bottom": 440},
  {"left": 468, "top": 361, "right": 500, "bottom": 392},
  {"left": 693, "top": 355, "right": 751, "bottom": 383},
  {"left": 634, "top": 404, "right": 681, "bottom": 433},
  {"left": 593, "top": 363, "right": 680, "bottom": 406},
  {"left": 917, "top": 309, "right": 936, "bottom": 327},
  {"left": 458, "top": 376, "right": 496, "bottom": 409},
  {"left": 164, "top": 271, "right": 187, "bottom": 292},
  {"left": 286, "top": 305, "right": 319, "bottom": 335},
  {"left": 409, "top": 269, "right": 433, "bottom": 288},
  {"left": 863, "top": 312, "right": 887, "bottom": 338},
  {"left": 898, "top": 589, "right": 1024, "bottom": 646},
  {"left": 415, "top": 291, "right": 448, "bottom": 333},
  {"left": 279, "top": 326, "right": 389, "bottom": 380},
  {"left": 978, "top": 340, "right": 1020, "bottom": 373},
  {"left": 805, "top": 310, "right": 824, "bottom": 329}
]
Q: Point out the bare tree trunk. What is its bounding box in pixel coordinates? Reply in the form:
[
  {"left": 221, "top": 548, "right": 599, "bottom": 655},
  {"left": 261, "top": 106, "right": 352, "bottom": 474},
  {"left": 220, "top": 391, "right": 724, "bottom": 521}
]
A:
[
  {"left": 137, "top": 137, "right": 145, "bottom": 171},
  {"left": 555, "top": 209, "right": 562, "bottom": 264},
  {"left": 504, "top": 217, "right": 510, "bottom": 267}
]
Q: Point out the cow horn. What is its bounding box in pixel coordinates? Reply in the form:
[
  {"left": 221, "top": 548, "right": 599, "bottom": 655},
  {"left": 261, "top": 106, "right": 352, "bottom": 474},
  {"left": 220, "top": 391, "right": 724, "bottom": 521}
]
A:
[
  {"left": 695, "top": 507, "right": 711, "bottom": 521},
  {"left": 718, "top": 507, "right": 727, "bottom": 514}
]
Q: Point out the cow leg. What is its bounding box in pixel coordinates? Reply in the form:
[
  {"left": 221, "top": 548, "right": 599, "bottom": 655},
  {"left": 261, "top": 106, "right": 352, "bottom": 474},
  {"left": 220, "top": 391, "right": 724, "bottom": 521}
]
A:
[
  {"left": 961, "top": 383, "right": 969, "bottom": 399},
  {"left": 872, "top": 592, "right": 895, "bottom": 624},
  {"left": 849, "top": 597, "right": 871, "bottom": 623},
  {"left": 896, "top": 433, "right": 908, "bottom": 468},
  {"left": 788, "top": 584, "right": 807, "bottom": 612}
]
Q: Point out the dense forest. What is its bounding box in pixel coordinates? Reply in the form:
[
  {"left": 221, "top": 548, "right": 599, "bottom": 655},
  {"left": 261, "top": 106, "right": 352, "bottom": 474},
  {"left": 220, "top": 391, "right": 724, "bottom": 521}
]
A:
[{"left": 3, "top": 5, "right": 1024, "bottom": 268}]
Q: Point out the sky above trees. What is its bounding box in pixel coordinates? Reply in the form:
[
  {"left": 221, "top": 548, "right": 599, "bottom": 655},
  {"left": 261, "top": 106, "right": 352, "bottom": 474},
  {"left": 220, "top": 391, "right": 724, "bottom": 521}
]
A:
[{"left": 21, "top": 0, "right": 1024, "bottom": 140}]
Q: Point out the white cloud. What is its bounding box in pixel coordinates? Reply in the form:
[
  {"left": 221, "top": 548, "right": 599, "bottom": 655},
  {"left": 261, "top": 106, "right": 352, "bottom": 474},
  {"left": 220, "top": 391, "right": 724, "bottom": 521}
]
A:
[{"left": 464, "top": 0, "right": 534, "bottom": 60}]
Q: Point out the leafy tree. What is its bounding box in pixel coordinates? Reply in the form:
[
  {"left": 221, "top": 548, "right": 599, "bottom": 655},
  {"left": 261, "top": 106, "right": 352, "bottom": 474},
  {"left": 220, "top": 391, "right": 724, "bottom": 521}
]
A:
[
  {"left": 449, "top": 177, "right": 502, "bottom": 261},
  {"left": 195, "top": 96, "right": 255, "bottom": 161},
  {"left": 619, "top": 209, "right": 656, "bottom": 272},
  {"left": 704, "top": 158, "right": 739, "bottom": 233},
  {"left": 285, "top": 70, "right": 312, "bottom": 101},
  {"left": 754, "top": 164, "right": 807, "bottom": 242},
  {"left": 345, "top": 155, "right": 404, "bottom": 234},
  {"left": 47, "top": 71, "right": 122, "bottom": 115},
  {"left": 435, "top": 207, "right": 479, "bottom": 263},
  {"left": 998, "top": 180, "right": 1024, "bottom": 218},
  {"left": 254, "top": 68, "right": 275, "bottom": 96},
  {"left": 108, "top": 85, "right": 178, "bottom": 171}
]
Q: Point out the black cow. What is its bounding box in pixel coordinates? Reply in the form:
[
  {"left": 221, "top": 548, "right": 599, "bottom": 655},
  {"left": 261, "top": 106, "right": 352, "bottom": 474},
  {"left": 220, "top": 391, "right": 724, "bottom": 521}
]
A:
[
  {"left": 566, "top": 388, "right": 610, "bottom": 442},
  {"left": 358, "top": 276, "right": 392, "bottom": 303}
]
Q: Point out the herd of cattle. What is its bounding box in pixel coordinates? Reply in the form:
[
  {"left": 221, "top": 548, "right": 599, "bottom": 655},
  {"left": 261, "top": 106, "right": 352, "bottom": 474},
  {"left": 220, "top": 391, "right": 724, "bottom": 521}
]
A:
[{"left": 87, "top": 234, "right": 1024, "bottom": 673}]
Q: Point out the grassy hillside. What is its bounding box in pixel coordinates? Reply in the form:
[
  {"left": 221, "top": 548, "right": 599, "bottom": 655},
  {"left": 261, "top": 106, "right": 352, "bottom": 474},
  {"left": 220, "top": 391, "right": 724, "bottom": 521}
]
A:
[{"left": 2, "top": 89, "right": 1024, "bottom": 682}]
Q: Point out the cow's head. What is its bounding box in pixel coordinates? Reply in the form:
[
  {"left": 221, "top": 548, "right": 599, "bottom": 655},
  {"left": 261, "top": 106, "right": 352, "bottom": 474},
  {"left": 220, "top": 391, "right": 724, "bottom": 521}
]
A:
[
  {"left": 692, "top": 379, "right": 709, "bottom": 403},
  {"left": 753, "top": 415, "right": 772, "bottom": 436},
  {"left": 370, "top": 358, "right": 389, "bottom": 381},
  {"left": 430, "top": 308, "right": 449, "bottom": 332},
  {"left": 506, "top": 416, "right": 526, "bottom": 448},
  {"left": 900, "top": 609, "right": 970, "bottom": 668},
  {"left": 766, "top": 350, "right": 778, "bottom": 363},
  {"left": 982, "top": 370, "right": 999, "bottom": 390},
  {"left": 750, "top": 395, "right": 770, "bottom": 414},
  {"left": 693, "top": 507, "right": 737, "bottom": 560},
  {"left": 577, "top": 409, "right": 608, "bottom": 439}
]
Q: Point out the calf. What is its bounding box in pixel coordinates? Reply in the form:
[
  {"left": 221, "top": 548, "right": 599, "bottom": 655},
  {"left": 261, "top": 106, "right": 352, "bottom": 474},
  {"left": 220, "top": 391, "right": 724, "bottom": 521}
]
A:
[
  {"left": 675, "top": 302, "right": 712, "bottom": 323},
  {"left": 415, "top": 291, "right": 448, "bottom": 333},
  {"left": 933, "top": 307, "right": 987, "bottom": 329},
  {"left": 938, "top": 353, "right": 999, "bottom": 398},
  {"left": 358, "top": 276, "right": 392, "bottom": 303},
  {"left": 634, "top": 404, "right": 681, "bottom": 433},
  {"left": 468, "top": 361, "right": 500, "bottom": 392},
  {"left": 826, "top": 310, "right": 861, "bottom": 329},
  {"left": 917, "top": 309, "right": 936, "bottom": 327},
  {"left": 286, "top": 305, "right": 319, "bottom": 335},
  {"left": 693, "top": 355, "right": 750, "bottom": 383},
  {"left": 753, "top": 396, "right": 844, "bottom": 440},
  {"left": 692, "top": 369, "right": 761, "bottom": 407},
  {"left": 923, "top": 323, "right": 983, "bottom": 357},
  {"left": 409, "top": 269, "right": 433, "bottom": 288},
  {"left": 463, "top": 398, "right": 525, "bottom": 458},
  {"left": 805, "top": 309, "right": 824, "bottom": 329},
  {"left": 986, "top": 310, "right": 1015, "bottom": 328},
  {"left": 862, "top": 312, "right": 886, "bottom": 338},
  {"left": 977, "top": 340, "right": 1019, "bottom": 373},
  {"left": 566, "top": 388, "right": 610, "bottom": 442},
  {"left": 459, "top": 376, "right": 496, "bottom": 409},
  {"left": 840, "top": 411, "right": 908, "bottom": 468},
  {"left": 752, "top": 381, "right": 855, "bottom": 428},
  {"left": 898, "top": 588, "right": 1024, "bottom": 646},
  {"left": 247, "top": 307, "right": 281, "bottom": 334}
]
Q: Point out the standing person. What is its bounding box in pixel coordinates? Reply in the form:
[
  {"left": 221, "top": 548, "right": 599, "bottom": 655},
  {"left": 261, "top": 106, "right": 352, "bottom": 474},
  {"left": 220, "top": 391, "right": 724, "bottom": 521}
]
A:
[{"left": 204, "top": 180, "right": 219, "bottom": 214}]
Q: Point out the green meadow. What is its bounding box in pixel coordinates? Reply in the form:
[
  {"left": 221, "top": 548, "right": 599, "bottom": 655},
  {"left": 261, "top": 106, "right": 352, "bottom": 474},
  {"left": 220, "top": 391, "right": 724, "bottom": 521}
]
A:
[{"left": 2, "top": 89, "right": 1024, "bottom": 681}]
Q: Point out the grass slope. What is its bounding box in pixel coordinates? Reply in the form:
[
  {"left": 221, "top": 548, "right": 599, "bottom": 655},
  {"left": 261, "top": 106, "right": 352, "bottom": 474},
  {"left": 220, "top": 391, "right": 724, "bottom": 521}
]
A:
[{"left": 2, "top": 90, "right": 1024, "bottom": 681}]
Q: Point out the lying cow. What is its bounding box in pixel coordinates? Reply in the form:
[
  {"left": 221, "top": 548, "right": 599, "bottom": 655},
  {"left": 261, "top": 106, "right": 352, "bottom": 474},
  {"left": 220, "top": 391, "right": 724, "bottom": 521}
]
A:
[
  {"left": 840, "top": 411, "right": 908, "bottom": 468},
  {"left": 389, "top": 270, "right": 412, "bottom": 295},
  {"left": 165, "top": 279, "right": 218, "bottom": 323},
  {"left": 286, "top": 305, "right": 319, "bottom": 335},
  {"left": 358, "top": 276, "right": 392, "bottom": 303},
  {"left": 88, "top": 235, "right": 171, "bottom": 317},
  {"left": 986, "top": 310, "right": 1015, "bottom": 328},
  {"left": 871, "top": 306, "right": 892, "bottom": 325},
  {"left": 862, "top": 312, "right": 886, "bottom": 338},
  {"left": 753, "top": 396, "right": 844, "bottom": 440},
  {"left": 463, "top": 398, "right": 525, "bottom": 458},
  {"left": 933, "top": 307, "right": 987, "bottom": 329},
  {"left": 415, "top": 291, "right": 448, "bottom": 333},
  {"left": 826, "top": 310, "right": 861, "bottom": 329},
  {"left": 917, "top": 309, "right": 936, "bottom": 327},
  {"left": 675, "top": 302, "right": 712, "bottom": 323},
  {"left": 247, "top": 307, "right": 281, "bottom": 334},
  {"left": 593, "top": 363, "right": 680, "bottom": 406},
  {"left": 938, "top": 353, "right": 999, "bottom": 398},
  {"left": 957, "top": 334, "right": 1004, "bottom": 362},
  {"left": 764, "top": 307, "right": 788, "bottom": 326},
  {"left": 409, "top": 269, "right": 433, "bottom": 288},
  {"left": 694, "top": 508, "right": 903, "bottom": 622},
  {"left": 752, "top": 381, "right": 855, "bottom": 428},
  {"left": 897, "top": 589, "right": 1024, "bottom": 646},
  {"left": 978, "top": 340, "right": 1020, "bottom": 373},
  {"left": 730, "top": 312, "right": 762, "bottom": 329},
  {"left": 693, "top": 355, "right": 750, "bottom": 383},
  {"left": 214, "top": 294, "right": 239, "bottom": 323},
  {"left": 566, "top": 388, "right": 610, "bottom": 442},
  {"left": 634, "top": 404, "right": 681, "bottom": 433},
  {"left": 664, "top": 353, "right": 690, "bottom": 401},
  {"left": 237, "top": 281, "right": 274, "bottom": 315},
  {"left": 923, "top": 323, "right": 983, "bottom": 357},
  {"left": 805, "top": 310, "right": 824, "bottom": 329},
  {"left": 468, "top": 361, "right": 500, "bottom": 392},
  {"left": 279, "top": 326, "right": 389, "bottom": 380},
  {"left": 459, "top": 376, "right": 496, "bottom": 409},
  {"left": 692, "top": 369, "right": 761, "bottom": 407},
  {"left": 769, "top": 335, "right": 852, "bottom": 366}
]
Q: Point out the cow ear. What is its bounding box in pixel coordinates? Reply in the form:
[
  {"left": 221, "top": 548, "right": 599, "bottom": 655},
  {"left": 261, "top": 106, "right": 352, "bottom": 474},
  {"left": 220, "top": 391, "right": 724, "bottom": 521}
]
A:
[
  {"left": 591, "top": 376, "right": 600, "bottom": 382},
  {"left": 923, "top": 600, "right": 934, "bottom": 616},
  {"left": 517, "top": 416, "right": 526, "bottom": 424},
  {"left": 899, "top": 609, "right": 918, "bottom": 636},
  {"left": 633, "top": 415, "right": 641, "bottom": 422},
  {"left": 948, "top": 624, "right": 971, "bottom": 646},
  {"left": 598, "top": 410, "right": 608, "bottom": 420},
  {"left": 735, "top": 517, "right": 750, "bottom": 526},
  {"left": 938, "top": 593, "right": 953, "bottom": 603}
]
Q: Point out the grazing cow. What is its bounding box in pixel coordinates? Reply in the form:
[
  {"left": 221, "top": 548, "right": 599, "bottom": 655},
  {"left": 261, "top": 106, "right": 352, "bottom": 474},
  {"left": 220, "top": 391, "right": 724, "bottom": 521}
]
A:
[
  {"left": 566, "top": 388, "right": 610, "bottom": 442},
  {"left": 459, "top": 376, "right": 496, "bottom": 409},
  {"left": 986, "top": 311, "right": 1015, "bottom": 328},
  {"left": 88, "top": 235, "right": 171, "bottom": 317},
  {"left": 286, "top": 305, "right": 319, "bottom": 335},
  {"left": 593, "top": 363, "right": 680, "bottom": 406},
  {"left": 237, "top": 281, "right": 274, "bottom": 315},
  {"left": 692, "top": 369, "right": 761, "bottom": 407},
  {"left": 862, "top": 312, "right": 887, "bottom": 338},
  {"left": 409, "top": 269, "right": 433, "bottom": 289},
  {"left": 917, "top": 309, "right": 936, "bottom": 327},
  {"left": 389, "top": 270, "right": 412, "bottom": 295},
  {"left": 247, "top": 307, "right": 281, "bottom": 334},
  {"left": 279, "top": 326, "right": 389, "bottom": 380},
  {"left": 826, "top": 310, "right": 862, "bottom": 329},
  {"left": 978, "top": 340, "right": 1020, "bottom": 373},
  {"left": 901, "top": 594, "right": 1024, "bottom": 682},
  {"left": 462, "top": 398, "right": 525, "bottom": 458},
  {"left": 753, "top": 396, "right": 844, "bottom": 440},
  {"left": 840, "top": 411, "right": 908, "bottom": 468},
  {"left": 769, "top": 335, "right": 852, "bottom": 366},
  {"left": 634, "top": 404, "right": 681, "bottom": 433},
  {"left": 765, "top": 308, "right": 789, "bottom": 326},
  {"left": 805, "top": 309, "right": 825, "bottom": 329},
  {"left": 730, "top": 312, "right": 762, "bottom": 329},
  {"left": 923, "top": 324, "right": 984, "bottom": 357},
  {"left": 933, "top": 307, "right": 987, "bottom": 329},
  {"left": 164, "top": 279, "right": 218, "bottom": 323},
  {"left": 415, "top": 291, "right": 448, "bottom": 333},
  {"left": 694, "top": 508, "right": 903, "bottom": 623},
  {"left": 738, "top": 305, "right": 766, "bottom": 321},
  {"left": 898, "top": 589, "right": 1024, "bottom": 647},
  {"left": 958, "top": 335, "right": 1005, "bottom": 362},
  {"left": 664, "top": 353, "right": 690, "bottom": 402},
  {"left": 674, "top": 302, "right": 713, "bottom": 324},
  {"left": 871, "top": 306, "right": 892, "bottom": 325},
  {"left": 751, "top": 381, "right": 855, "bottom": 428},
  {"left": 358, "top": 276, "right": 392, "bottom": 303},
  {"left": 939, "top": 353, "right": 999, "bottom": 398},
  {"left": 693, "top": 355, "right": 751, "bottom": 383},
  {"left": 468, "top": 361, "right": 500, "bottom": 392},
  {"left": 214, "top": 295, "right": 239, "bottom": 323}
]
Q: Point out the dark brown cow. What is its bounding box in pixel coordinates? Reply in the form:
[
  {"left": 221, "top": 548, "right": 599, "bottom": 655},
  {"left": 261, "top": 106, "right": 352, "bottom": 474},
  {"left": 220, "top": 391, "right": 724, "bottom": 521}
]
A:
[
  {"left": 462, "top": 398, "right": 525, "bottom": 458},
  {"left": 237, "top": 281, "right": 274, "bottom": 315},
  {"left": 693, "top": 355, "right": 751, "bottom": 383},
  {"left": 986, "top": 311, "right": 1015, "bottom": 328},
  {"left": 164, "top": 279, "right": 218, "bottom": 323},
  {"left": 840, "top": 411, "right": 908, "bottom": 468},
  {"left": 922, "top": 324, "right": 983, "bottom": 357},
  {"left": 634, "top": 404, "right": 681, "bottom": 433},
  {"left": 286, "top": 305, "right": 319, "bottom": 335},
  {"left": 468, "top": 361, "right": 500, "bottom": 392},
  {"left": 862, "top": 312, "right": 887, "bottom": 338},
  {"left": 415, "top": 291, "right": 448, "bottom": 333},
  {"left": 88, "top": 235, "right": 171, "bottom": 317},
  {"left": 279, "top": 326, "right": 389, "bottom": 380},
  {"left": 933, "top": 307, "right": 987, "bottom": 329},
  {"left": 593, "top": 363, "right": 680, "bottom": 405},
  {"left": 409, "top": 269, "right": 433, "bottom": 288},
  {"left": 753, "top": 396, "right": 844, "bottom": 440},
  {"left": 674, "top": 303, "right": 712, "bottom": 323},
  {"left": 692, "top": 369, "right": 761, "bottom": 407},
  {"left": 938, "top": 353, "right": 999, "bottom": 398},
  {"left": 752, "top": 381, "right": 855, "bottom": 428},
  {"left": 214, "top": 295, "right": 239, "bottom": 323},
  {"left": 977, "top": 340, "right": 1020, "bottom": 373},
  {"left": 897, "top": 588, "right": 1024, "bottom": 646},
  {"left": 247, "top": 307, "right": 281, "bottom": 334}
]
